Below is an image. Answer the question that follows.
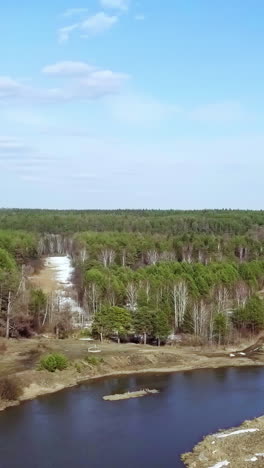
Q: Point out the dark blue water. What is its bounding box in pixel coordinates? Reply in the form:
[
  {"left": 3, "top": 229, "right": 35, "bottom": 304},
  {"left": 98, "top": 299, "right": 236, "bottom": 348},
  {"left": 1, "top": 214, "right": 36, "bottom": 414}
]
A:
[{"left": 0, "top": 367, "right": 264, "bottom": 468}]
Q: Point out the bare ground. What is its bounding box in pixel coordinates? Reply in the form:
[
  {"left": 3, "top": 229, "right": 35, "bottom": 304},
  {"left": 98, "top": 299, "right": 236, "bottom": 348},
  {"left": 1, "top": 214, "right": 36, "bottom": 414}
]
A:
[
  {"left": 1, "top": 336, "right": 264, "bottom": 406},
  {"left": 182, "top": 417, "right": 264, "bottom": 468}
]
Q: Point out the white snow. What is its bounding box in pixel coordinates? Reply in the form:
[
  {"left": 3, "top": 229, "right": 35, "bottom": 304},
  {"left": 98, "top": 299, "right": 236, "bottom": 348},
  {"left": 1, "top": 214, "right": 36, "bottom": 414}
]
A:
[
  {"left": 45, "top": 256, "right": 74, "bottom": 286},
  {"left": 208, "top": 461, "right": 230, "bottom": 468},
  {"left": 255, "top": 453, "right": 264, "bottom": 457},
  {"left": 229, "top": 353, "right": 235, "bottom": 357},
  {"left": 216, "top": 429, "right": 259, "bottom": 438},
  {"left": 239, "top": 352, "right": 246, "bottom": 356},
  {"left": 44, "top": 256, "right": 85, "bottom": 324},
  {"left": 245, "top": 457, "right": 258, "bottom": 462}
]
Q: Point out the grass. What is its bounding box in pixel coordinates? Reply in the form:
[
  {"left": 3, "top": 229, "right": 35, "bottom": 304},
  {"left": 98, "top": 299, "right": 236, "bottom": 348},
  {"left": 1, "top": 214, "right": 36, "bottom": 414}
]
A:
[
  {"left": 103, "top": 389, "right": 159, "bottom": 401},
  {"left": 0, "top": 377, "right": 21, "bottom": 401},
  {"left": 84, "top": 356, "right": 104, "bottom": 366}
]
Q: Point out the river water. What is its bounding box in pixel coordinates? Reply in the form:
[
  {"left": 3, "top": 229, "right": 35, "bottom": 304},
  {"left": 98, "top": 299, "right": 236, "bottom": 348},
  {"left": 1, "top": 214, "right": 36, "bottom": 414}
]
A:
[{"left": 1, "top": 367, "right": 264, "bottom": 468}]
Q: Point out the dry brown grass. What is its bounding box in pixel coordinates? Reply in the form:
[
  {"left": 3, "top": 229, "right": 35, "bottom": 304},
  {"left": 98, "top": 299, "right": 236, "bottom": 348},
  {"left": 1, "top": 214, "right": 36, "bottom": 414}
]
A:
[
  {"left": 0, "top": 377, "right": 22, "bottom": 401},
  {"left": 182, "top": 417, "right": 264, "bottom": 467},
  {"left": 103, "top": 389, "right": 159, "bottom": 401}
]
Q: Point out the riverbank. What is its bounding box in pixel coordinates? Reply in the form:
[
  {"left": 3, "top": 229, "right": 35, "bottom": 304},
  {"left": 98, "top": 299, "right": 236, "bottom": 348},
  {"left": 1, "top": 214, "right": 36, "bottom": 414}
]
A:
[
  {"left": 1, "top": 337, "right": 264, "bottom": 413},
  {"left": 182, "top": 416, "right": 264, "bottom": 467}
]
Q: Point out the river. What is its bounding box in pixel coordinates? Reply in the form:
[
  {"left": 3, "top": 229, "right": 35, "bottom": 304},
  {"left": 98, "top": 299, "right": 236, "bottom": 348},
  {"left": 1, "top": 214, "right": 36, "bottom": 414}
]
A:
[{"left": 1, "top": 367, "right": 264, "bottom": 467}]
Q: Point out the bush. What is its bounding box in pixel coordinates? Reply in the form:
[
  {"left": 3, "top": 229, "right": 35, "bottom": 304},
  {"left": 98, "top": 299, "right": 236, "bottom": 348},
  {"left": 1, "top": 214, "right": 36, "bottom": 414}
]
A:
[
  {"left": 84, "top": 356, "right": 104, "bottom": 366},
  {"left": 79, "top": 329, "right": 92, "bottom": 338},
  {"left": 0, "top": 377, "right": 21, "bottom": 401},
  {"left": 39, "top": 353, "right": 68, "bottom": 372}
]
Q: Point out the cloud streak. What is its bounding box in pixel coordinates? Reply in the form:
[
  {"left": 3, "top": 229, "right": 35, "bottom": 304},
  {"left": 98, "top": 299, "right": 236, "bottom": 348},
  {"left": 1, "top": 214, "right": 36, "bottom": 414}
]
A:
[
  {"left": 58, "top": 11, "right": 118, "bottom": 42},
  {"left": 100, "top": 0, "right": 129, "bottom": 10},
  {"left": 62, "top": 8, "right": 89, "bottom": 18},
  {"left": 0, "top": 61, "right": 129, "bottom": 103}
]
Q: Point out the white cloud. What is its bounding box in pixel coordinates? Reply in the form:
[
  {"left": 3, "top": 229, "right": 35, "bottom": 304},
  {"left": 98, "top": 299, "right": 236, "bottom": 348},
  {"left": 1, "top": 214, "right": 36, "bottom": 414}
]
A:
[
  {"left": 135, "top": 14, "right": 145, "bottom": 21},
  {"left": 0, "top": 63, "right": 129, "bottom": 103},
  {"left": 80, "top": 12, "right": 118, "bottom": 35},
  {"left": 58, "top": 24, "right": 79, "bottom": 43},
  {"left": 63, "top": 8, "right": 89, "bottom": 18},
  {"left": 77, "top": 70, "right": 129, "bottom": 97},
  {"left": 100, "top": 0, "right": 129, "bottom": 10},
  {"left": 58, "top": 12, "right": 118, "bottom": 42},
  {"left": 42, "top": 61, "right": 95, "bottom": 76}
]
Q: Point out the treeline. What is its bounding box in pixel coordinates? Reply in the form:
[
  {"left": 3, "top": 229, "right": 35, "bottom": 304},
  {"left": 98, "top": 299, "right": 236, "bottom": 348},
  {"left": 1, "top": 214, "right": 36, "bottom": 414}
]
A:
[
  {"left": 74, "top": 232, "right": 264, "bottom": 266},
  {"left": 0, "top": 230, "right": 38, "bottom": 263},
  {"left": 0, "top": 230, "right": 42, "bottom": 338},
  {"left": 1, "top": 208, "right": 264, "bottom": 235},
  {"left": 81, "top": 260, "right": 264, "bottom": 344}
]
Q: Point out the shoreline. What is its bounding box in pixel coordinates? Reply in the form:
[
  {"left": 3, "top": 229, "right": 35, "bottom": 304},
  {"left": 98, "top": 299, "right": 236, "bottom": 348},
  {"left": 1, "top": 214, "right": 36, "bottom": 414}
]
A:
[
  {"left": 182, "top": 415, "right": 264, "bottom": 467},
  {"left": 2, "top": 353, "right": 263, "bottom": 412},
  {"left": 1, "top": 341, "right": 264, "bottom": 467}
]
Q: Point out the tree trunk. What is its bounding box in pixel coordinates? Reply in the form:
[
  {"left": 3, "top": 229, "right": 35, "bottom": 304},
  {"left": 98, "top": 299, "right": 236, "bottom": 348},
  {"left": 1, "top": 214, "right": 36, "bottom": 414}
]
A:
[
  {"left": 143, "top": 332, "right": 147, "bottom": 345},
  {"left": 42, "top": 300, "right": 49, "bottom": 327},
  {"left": 157, "top": 337, "right": 161, "bottom": 347},
  {"left": 6, "top": 291, "right": 11, "bottom": 339},
  {"left": 100, "top": 332, "right": 103, "bottom": 342},
  {"left": 117, "top": 335, "right": 120, "bottom": 344}
]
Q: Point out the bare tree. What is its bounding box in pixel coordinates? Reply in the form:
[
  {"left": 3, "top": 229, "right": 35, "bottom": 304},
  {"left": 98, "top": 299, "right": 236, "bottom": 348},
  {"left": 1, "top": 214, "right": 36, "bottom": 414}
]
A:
[{"left": 172, "top": 280, "right": 188, "bottom": 331}]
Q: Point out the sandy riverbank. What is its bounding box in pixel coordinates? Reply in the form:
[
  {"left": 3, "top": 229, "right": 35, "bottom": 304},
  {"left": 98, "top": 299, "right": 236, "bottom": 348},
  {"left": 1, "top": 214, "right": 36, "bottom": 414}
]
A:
[
  {"left": 1, "top": 338, "right": 264, "bottom": 468},
  {"left": 1, "top": 338, "right": 264, "bottom": 413},
  {"left": 182, "top": 416, "right": 264, "bottom": 468}
]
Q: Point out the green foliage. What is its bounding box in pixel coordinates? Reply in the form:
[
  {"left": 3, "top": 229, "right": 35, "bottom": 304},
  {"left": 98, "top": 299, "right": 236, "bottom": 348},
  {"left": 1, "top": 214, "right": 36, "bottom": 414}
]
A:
[
  {"left": 214, "top": 313, "right": 229, "bottom": 344},
  {"left": 154, "top": 309, "right": 170, "bottom": 341},
  {"left": 84, "top": 356, "right": 104, "bottom": 366},
  {"left": 39, "top": 353, "right": 68, "bottom": 372},
  {"left": 0, "top": 248, "right": 16, "bottom": 272},
  {"left": 233, "top": 295, "right": 264, "bottom": 332},
  {"left": 0, "top": 208, "right": 263, "bottom": 235},
  {"left": 134, "top": 306, "right": 155, "bottom": 336},
  {"left": 79, "top": 329, "right": 92, "bottom": 337}
]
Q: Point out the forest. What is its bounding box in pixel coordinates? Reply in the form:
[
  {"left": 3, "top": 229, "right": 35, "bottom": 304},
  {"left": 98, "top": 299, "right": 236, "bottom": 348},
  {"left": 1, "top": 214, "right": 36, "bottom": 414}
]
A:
[
  {"left": 1, "top": 210, "right": 264, "bottom": 344},
  {"left": 1, "top": 208, "right": 264, "bottom": 234}
]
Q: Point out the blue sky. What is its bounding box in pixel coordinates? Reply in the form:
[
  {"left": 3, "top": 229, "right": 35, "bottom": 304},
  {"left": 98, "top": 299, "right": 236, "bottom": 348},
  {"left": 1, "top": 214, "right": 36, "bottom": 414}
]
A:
[{"left": 1, "top": 0, "right": 264, "bottom": 209}]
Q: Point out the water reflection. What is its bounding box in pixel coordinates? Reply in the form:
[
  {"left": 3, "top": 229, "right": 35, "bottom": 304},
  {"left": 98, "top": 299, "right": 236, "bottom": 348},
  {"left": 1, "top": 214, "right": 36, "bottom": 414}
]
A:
[{"left": 0, "top": 368, "right": 264, "bottom": 468}]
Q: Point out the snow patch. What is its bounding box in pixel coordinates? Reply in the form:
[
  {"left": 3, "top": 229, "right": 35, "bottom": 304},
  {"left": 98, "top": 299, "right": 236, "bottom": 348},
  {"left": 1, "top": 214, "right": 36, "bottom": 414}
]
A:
[
  {"left": 216, "top": 429, "right": 259, "bottom": 438},
  {"left": 209, "top": 461, "right": 230, "bottom": 468},
  {"left": 45, "top": 256, "right": 74, "bottom": 286},
  {"left": 229, "top": 354, "right": 235, "bottom": 357},
  {"left": 245, "top": 457, "right": 257, "bottom": 462},
  {"left": 239, "top": 352, "right": 246, "bottom": 356}
]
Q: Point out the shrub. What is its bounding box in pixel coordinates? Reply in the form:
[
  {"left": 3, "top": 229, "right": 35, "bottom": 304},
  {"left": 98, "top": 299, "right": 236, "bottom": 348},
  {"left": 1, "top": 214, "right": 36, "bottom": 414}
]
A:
[
  {"left": 84, "top": 356, "right": 104, "bottom": 366},
  {"left": 0, "top": 377, "right": 21, "bottom": 401},
  {"left": 74, "top": 362, "right": 84, "bottom": 373},
  {"left": 39, "top": 353, "right": 68, "bottom": 372},
  {"left": 79, "top": 329, "right": 92, "bottom": 338}
]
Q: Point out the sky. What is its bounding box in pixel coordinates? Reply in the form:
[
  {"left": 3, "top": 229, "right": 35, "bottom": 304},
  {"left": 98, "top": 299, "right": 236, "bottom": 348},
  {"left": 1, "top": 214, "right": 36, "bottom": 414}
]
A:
[{"left": 1, "top": 0, "right": 264, "bottom": 209}]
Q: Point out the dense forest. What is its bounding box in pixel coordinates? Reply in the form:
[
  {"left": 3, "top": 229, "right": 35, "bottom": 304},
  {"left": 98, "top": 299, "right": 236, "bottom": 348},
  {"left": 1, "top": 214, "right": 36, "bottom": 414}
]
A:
[
  {"left": 1, "top": 210, "right": 264, "bottom": 344},
  {"left": 1, "top": 208, "right": 264, "bottom": 235}
]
